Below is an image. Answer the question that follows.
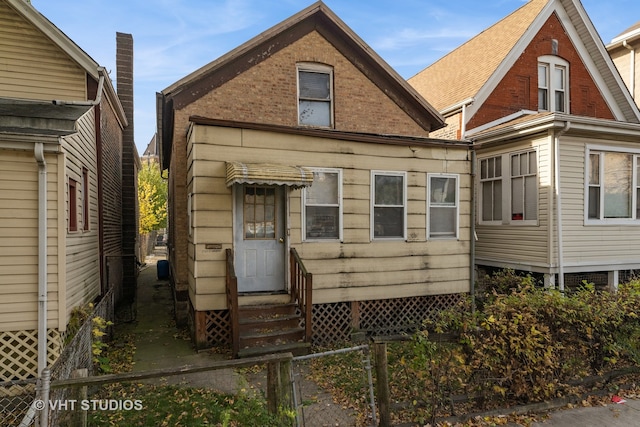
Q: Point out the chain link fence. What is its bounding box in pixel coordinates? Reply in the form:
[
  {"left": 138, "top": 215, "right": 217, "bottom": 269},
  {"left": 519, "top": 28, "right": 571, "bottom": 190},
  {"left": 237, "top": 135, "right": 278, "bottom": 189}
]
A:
[
  {"left": 0, "top": 290, "right": 113, "bottom": 427},
  {"left": 292, "top": 345, "right": 376, "bottom": 427}
]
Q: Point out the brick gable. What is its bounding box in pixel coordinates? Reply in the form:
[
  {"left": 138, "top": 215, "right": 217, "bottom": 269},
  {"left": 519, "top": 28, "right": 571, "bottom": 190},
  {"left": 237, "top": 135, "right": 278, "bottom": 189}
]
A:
[
  {"left": 176, "top": 31, "right": 429, "bottom": 138},
  {"left": 469, "top": 12, "right": 615, "bottom": 130}
]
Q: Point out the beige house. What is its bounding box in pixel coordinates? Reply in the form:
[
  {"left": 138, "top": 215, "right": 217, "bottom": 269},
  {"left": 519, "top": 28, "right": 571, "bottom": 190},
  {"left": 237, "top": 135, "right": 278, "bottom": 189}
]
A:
[
  {"left": 608, "top": 21, "right": 640, "bottom": 102},
  {"left": 410, "top": 0, "right": 640, "bottom": 290},
  {"left": 157, "top": 2, "right": 471, "bottom": 356},
  {"left": 0, "top": 0, "right": 138, "bottom": 379}
]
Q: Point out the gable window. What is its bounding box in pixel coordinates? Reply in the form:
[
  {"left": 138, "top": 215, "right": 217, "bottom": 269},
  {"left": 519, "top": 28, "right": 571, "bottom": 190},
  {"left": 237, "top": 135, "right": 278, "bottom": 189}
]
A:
[
  {"left": 428, "top": 174, "right": 459, "bottom": 239},
  {"left": 480, "top": 156, "right": 502, "bottom": 222},
  {"left": 511, "top": 151, "right": 537, "bottom": 221},
  {"left": 587, "top": 149, "right": 639, "bottom": 221},
  {"left": 538, "top": 56, "right": 569, "bottom": 113},
  {"left": 371, "top": 171, "right": 406, "bottom": 240},
  {"left": 303, "top": 168, "right": 342, "bottom": 240},
  {"left": 68, "top": 178, "right": 78, "bottom": 232},
  {"left": 298, "top": 63, "right": 333, "bottom": 127}
]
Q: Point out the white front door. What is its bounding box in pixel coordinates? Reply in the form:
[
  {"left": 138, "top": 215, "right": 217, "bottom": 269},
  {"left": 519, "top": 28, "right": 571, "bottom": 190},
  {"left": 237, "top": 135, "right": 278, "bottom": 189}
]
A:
[{"left": 234, "top": 185, "right": 286, "bottom": 293}]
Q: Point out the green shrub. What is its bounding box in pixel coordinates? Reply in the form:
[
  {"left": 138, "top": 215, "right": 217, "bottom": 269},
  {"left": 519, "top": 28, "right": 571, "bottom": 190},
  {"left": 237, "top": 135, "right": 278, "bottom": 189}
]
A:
[{"left": 411, "top": 270, "right": 640, "bottom": 413}]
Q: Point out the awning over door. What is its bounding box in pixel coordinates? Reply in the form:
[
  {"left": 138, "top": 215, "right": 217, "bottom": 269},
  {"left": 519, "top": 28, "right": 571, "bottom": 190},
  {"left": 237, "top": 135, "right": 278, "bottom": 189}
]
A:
[{"left": 225, "top": 161, "right": 314, "bottom": 188}]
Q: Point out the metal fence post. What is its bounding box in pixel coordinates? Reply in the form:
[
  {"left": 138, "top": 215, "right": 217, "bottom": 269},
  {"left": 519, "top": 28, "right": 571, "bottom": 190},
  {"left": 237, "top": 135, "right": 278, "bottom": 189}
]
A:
[{"left": 38, "top": 367, "right": 50, "bottom": 427}]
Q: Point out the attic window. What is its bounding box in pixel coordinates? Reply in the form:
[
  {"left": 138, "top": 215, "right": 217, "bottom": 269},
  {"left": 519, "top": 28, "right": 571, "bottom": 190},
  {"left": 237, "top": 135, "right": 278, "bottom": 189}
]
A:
[
  {"left": 538, "top": 55, "right": 569, "bottom": 113},
  {"left": 297, "top": 63, "right": 333, "bottom": 127}
]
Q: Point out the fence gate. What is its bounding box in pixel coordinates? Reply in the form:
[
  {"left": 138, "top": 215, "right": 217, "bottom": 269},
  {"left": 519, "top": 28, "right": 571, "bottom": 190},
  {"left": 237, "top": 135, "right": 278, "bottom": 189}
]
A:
[{"left": 292, "top": 345, "right": 376, "bottom": 427}]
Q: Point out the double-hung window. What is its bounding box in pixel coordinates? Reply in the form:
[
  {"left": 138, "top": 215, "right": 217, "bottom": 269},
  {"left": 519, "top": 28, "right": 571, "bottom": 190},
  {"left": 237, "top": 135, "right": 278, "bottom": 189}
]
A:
[
  {"left": 68, "top": 178, "right": 78, "bottom": 232},
  {"left": 478, "top": 150, "right": 538, "bottom": 225},
  {"left": 297, "top": 63, "right": 333, "bottom": 127},
  {"left": 587, "top": 148, "right": 640, "bottom": 222},
  {"left": 511, "top": 151, "right": 538, "bottom": 221},
  {"left": 480, "top": 156, "right": 502, "bottom": 222},
  {"left": 82, "top": 167, "right": 90, "bottom": 231},
  {"left": 428, "top": 174, "right": 459, "bottom": 239},
  {"left": 538, "top": 55, "right": 569, "bottom": 113},
  {"left": 371, "top": 171, "right": 406, "bottom": 240},
  {"left": 303, "top": 168, "right": 342, "bottom": 241}
]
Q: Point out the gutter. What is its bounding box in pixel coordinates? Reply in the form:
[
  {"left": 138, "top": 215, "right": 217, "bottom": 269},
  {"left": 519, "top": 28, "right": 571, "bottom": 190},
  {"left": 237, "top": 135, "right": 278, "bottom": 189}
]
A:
[
  {"left": 554, "top": 122, "right": 571, "bottom": 292},
  {"left": 34, "top": 143, "right": 47, "bottom": 375},
  {"left": 52, "top": 67, "right": 106, "bottom": 106}
]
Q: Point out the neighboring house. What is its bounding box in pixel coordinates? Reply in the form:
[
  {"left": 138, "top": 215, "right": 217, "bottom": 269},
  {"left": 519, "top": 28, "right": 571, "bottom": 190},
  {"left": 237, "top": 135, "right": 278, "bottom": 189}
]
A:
[
  {"left": 142, "top": 133, "right": 160, "bottom": 163},
  {"left": 157, "top": 2, "right": 471, "bottom": 355},
  {"left": 0, "top": 0, "right": 138, "bottom": 379},
  {"left": 409, "top": 0, "right": 640, "bottom": 290},
  {"left": 607, "top": 21, "right": 640, "bottom": 102}
]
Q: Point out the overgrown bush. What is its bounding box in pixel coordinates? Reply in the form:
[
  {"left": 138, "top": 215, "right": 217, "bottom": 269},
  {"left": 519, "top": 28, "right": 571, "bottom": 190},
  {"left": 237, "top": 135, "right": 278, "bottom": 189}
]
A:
[{"left": 409, "top": 271, "right": 640, "bottom": 416}]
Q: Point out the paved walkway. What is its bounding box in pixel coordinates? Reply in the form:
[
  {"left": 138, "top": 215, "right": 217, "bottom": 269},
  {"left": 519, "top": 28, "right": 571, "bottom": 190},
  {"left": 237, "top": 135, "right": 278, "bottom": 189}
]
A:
[{"left": 117, "top": 250, "right": 243, "bottom": 393}]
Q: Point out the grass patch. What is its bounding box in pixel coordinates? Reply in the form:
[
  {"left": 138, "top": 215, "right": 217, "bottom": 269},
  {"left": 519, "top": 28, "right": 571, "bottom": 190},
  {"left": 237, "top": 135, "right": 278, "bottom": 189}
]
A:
[{"left": 87, "top": 383, "right": 286, "bottom": 426}]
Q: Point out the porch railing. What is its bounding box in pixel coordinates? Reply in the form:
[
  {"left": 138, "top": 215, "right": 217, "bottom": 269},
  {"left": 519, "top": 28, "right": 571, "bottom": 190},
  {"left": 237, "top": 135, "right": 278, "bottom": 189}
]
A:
[
  {"left": 290, "top": 248, "right": 313, "bottom": 343},
  {"left": 225, "top": 249, "right": 240, "bottom": 357}
]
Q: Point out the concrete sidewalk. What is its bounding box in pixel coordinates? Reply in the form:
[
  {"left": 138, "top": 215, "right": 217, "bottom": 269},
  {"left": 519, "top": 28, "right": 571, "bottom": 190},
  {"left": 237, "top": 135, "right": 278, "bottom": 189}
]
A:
[{"left": 530, "top": 397, "right": 640, "bottom": 426}]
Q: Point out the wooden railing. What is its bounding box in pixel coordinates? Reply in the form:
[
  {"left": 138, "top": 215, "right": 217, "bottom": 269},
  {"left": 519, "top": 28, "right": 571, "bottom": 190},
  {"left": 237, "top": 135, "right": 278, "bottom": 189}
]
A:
[
  {"left": 225, "top": 249, "right": 240, "bottom": 357},
  {"left": 290, "top": 248, "right": 313, "bottom": 343}
]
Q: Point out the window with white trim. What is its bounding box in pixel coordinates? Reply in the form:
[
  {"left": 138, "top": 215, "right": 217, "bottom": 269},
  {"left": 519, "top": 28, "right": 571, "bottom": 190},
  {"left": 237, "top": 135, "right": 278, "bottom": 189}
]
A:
[
  {"left": 478, "top": 150, "right": 538, "bottom": 225},
  {"left": 371, "top": 171, "right": 406, "bottom": 240},
  {"left": 480, "top": 156, "right": 502, "bottom": 222},
  {"left": 428, "top": 174, "right": 459, "bottom": 239},
  {"left": 538, "top": 55, "right": 569, "bottom": 113},
  {"left": 303, "top": 168, "right": 342, "bottom": 240},
  {"left": 511, "top": 151, "right": 537, "bottom": 221},
  {"left": 297, "top": 63, "right": 333, "bottom": 127},
  {"left": 587, "top": 150, "right": 640, "bottom": 221}
]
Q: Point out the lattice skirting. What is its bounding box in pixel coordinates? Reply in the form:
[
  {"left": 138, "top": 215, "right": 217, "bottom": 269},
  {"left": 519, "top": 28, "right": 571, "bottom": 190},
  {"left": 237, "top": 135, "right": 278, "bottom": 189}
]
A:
[
  {"left": 0, "top": 329, "right": 62, "bottom": 381},
  {"left": 195, "top": 293, "right": 464, "bottom": 349}
]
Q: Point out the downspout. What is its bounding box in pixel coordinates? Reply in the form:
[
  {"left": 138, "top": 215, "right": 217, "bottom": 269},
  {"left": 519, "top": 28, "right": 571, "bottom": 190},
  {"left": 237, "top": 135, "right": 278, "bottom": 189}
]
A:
[
  {"left": 469, "top": 149, "right": 477, "bottom": 313},
  {"left": 623, "top": 41, "right": 636, "bottom": 99},
  {"left": 34, "top": 143, "right": 47, "bottom": 375},
  {"left": 554, "top": 122, "right": 571, "bottom": 292}
]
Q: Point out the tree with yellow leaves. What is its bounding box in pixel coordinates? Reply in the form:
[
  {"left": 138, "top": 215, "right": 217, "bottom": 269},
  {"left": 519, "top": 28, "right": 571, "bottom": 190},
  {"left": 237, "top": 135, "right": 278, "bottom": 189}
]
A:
[{"left": 138, "top": 160, "right": 167, "bottom": 234}]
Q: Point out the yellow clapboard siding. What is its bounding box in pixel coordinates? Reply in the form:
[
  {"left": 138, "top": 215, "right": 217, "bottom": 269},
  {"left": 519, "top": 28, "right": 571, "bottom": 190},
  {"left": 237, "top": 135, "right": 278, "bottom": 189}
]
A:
[{"left": 0, "top": 2, "right": 86, "bottom": 101}]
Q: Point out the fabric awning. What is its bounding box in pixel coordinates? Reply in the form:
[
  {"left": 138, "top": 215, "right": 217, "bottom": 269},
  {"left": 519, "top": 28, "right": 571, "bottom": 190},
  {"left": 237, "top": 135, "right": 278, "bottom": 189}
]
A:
[{"left": 225, "top": 161, "right": 314, "bottom": 188}]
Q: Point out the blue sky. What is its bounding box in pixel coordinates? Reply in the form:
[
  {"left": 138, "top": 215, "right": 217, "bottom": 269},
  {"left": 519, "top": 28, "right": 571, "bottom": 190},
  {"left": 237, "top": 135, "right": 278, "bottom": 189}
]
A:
[{"left": 30, "top": 0, "right": 640, "bottom": 154}]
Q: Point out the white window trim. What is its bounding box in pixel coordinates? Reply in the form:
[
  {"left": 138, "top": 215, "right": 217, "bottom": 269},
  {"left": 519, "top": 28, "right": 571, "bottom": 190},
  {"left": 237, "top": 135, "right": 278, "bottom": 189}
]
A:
[
  {"left": 509, "top": 150, "right": 538, "bottom": 225},
  {"left": 302, "top": 167, "right": 343, "bottom": 242},
  {"left": 478, "top": 155, "right": 503, "bottom": 225},
  {"left": 538, "top": 55, "right": 569, "bottom": 113},
  {"left": 584, "top": 145, "right": 640, "bottom": 225},
  {"left": 370, "top": 170, "right": 407, "bottom": 241},
  {"left": 477, "top": 150, "right": 539, "bottom": 226},
  {"left": 427, "top": 173, "right": 460, "bottom": 240},
  {"left": 296, "top": 62, "right": 334, "bottom": 128}
]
